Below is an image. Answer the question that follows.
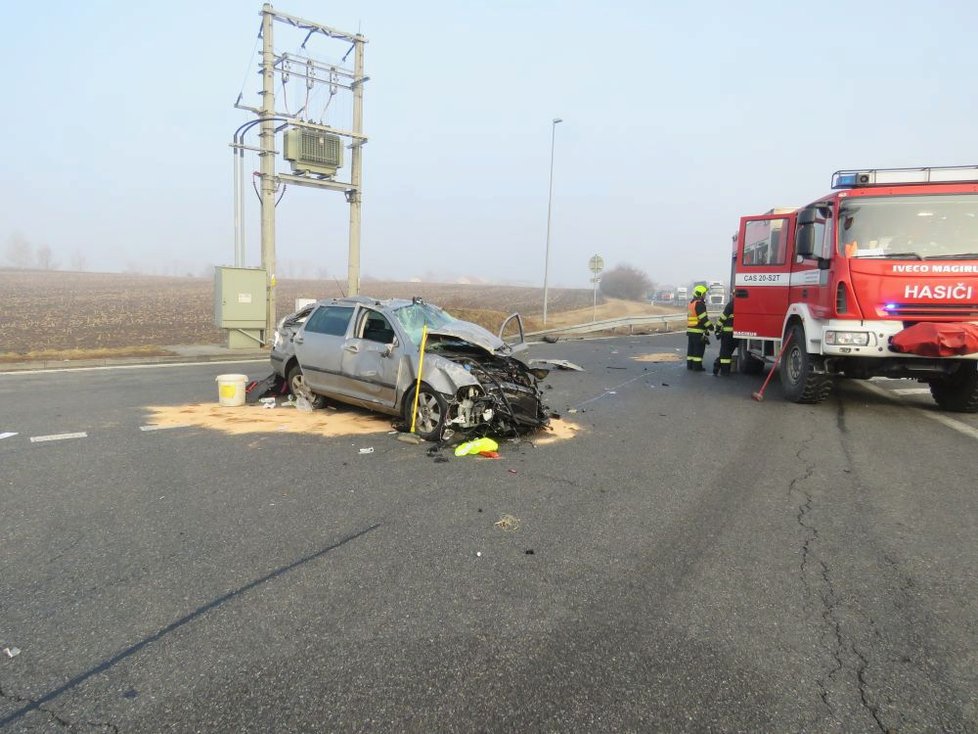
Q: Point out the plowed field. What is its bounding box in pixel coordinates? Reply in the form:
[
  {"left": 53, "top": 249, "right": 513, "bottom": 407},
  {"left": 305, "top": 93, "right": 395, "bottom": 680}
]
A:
[{"left": 1, "top": 270, "right": 675, "bottom": 359}]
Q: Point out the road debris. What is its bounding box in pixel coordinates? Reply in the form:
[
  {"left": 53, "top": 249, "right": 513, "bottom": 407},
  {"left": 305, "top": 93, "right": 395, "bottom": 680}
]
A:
[
  {"left": 454, "top": 437, "right": 499, "bottom": 457},
  {"left": 3, "top": 646, "right": 21, "bottom": 658},
  {"left": 494, "top": 514, "right": 521, "bottom": 531},
  {"left": 245, "top": 373, "right": 287, "bottom": 404},
  {"left": 259, "top": 397, "right": 277, "bottom": 409},
  {"left": 358, "top": 447, "right": 375, "bottom": 454},
  {"left": 396, "top": 432, "right": 424, "bottom": 445},
  {"left": 633, "top": 353, "right": 682, "bottom": 363},
  {"left": 528, "top": 358, "right": 583, "bottom": 371}
]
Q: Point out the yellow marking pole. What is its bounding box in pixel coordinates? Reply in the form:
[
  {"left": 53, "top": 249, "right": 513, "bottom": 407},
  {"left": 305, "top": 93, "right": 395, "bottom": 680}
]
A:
[{"left": 409, "top": 325, "right": 429, "bottom": 434}]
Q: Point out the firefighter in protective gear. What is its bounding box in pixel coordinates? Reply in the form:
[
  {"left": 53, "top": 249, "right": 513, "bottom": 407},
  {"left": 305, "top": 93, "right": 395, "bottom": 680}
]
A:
[
  {"left": 713, "top": 298, "right": 737, "bottom": 376},
  {"left": 686, "top": 284, "right": 713, "bottom": 371}
]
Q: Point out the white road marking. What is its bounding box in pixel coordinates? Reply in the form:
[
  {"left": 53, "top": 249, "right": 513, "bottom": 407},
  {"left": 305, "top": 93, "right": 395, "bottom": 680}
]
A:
[
  {"left": 891, "top": 387, "right": 931, "bottom": 395},
  {"left": 0, "top": 432, "right": 17, "bottom": 440},
  {"left": 139, "top": 424, "right": 190, "bottom": 432},
  {"left": 918, "top": 412, "right": 978, "bottom": 441},
  {"left": 30, "top": 432, "right": 88, "bottom": 443},
  {"left": 860, "top": 382, "right": 978, "bottom": 442}
]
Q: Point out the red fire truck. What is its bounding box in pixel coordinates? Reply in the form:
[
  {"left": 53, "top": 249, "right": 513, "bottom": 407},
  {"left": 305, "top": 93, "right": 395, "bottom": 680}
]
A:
[{"left": 732, "top": 166, "right": 978, "bottom": 411}]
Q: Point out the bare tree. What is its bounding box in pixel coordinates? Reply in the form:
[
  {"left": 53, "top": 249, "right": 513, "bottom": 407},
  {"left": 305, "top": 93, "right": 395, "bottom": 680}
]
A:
[
  {"left": 35, "top": 244, "right": 58, "bottom": 270},
  {"left": 5, "top": 232, "right": 33, "bottom": 269},
  {"left": 69, "top": 249, "right": 88, "bottom": 271},
  {"left": 598, "top": 264, "right": 653, "bottom": 301}
]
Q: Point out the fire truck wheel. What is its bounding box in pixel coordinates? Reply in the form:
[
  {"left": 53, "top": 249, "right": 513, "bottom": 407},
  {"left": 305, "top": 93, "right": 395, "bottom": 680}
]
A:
[
  {"left": 737, "top": 349, "right": 764, "bottom": 376},
  {"left": 779, "top": 324, "right": 832, "bottom": 404},
  {"left": 929, "top": 362, "right": 978, "bottom": 413}
]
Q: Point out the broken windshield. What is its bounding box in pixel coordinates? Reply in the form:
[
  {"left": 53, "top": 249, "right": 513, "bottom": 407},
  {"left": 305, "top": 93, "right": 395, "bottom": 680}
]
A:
[
  {"left": 839, "top": 194, "right": 978, "bottom": 260},
  {"left": 393, "top": 302, "right": 457, "bottom": 345}
]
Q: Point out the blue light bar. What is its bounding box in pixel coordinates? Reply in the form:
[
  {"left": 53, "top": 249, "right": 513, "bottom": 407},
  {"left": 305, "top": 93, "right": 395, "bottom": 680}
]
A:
[
  {"left": 832, "top": 166, "right": 978, "bottom": 189},
  {"left": 832, "top": 172, "right": 859, "bottom": 189}
]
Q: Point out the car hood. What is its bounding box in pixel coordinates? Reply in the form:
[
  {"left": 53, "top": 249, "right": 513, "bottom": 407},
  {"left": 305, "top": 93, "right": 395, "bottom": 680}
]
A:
[{"left": 427, "top": 322, "right": 511, "bottom": 355}]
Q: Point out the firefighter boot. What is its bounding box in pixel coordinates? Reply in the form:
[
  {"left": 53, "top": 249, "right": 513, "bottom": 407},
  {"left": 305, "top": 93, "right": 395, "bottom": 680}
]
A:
[{"left": 712, "top": 358, "right": 720, "bottom": 376}]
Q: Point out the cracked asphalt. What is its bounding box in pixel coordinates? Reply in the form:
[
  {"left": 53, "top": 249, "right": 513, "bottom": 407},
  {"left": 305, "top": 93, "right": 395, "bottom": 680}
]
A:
[{"left": 1, "top": 333, "right": 976, "bottom": 732}]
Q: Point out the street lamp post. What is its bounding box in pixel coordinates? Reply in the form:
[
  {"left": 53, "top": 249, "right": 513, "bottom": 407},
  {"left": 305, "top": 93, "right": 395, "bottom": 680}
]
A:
[{"left": 542, "top": 117, "right": 563, "bottom": 326}]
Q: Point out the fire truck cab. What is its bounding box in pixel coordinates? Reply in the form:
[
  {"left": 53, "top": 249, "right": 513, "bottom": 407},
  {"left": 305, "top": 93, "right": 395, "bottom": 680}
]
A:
[{"left": 733, "top": 166, "right": 978, "bottom": 412}]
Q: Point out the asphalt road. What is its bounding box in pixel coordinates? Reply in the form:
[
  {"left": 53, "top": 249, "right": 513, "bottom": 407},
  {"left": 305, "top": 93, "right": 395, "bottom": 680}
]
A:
[{"left": 1, "top": 334, "right": 976, "bottom": 732}]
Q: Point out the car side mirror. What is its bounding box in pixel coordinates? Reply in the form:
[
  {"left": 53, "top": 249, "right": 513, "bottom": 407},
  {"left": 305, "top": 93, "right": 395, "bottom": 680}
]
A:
[{"left": 382, "top": 338, "right": 398, "bottom": 358}]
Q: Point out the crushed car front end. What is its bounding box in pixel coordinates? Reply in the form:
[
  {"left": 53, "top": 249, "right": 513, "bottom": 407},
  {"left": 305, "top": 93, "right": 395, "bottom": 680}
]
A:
[{"left": 418, "top": 331, "right": 551, "bottom": 439}]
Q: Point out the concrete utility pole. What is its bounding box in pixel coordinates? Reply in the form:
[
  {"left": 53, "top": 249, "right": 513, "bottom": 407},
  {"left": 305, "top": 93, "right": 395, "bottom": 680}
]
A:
[
  {"left": 231, "top": 4, "right": 369, "bottom": 340},
  {"left": 259, "top": 3, "right": 277, "bottom": 340},
  {"left": 346, "top": 36, "right": 366, "bottom": 296}
]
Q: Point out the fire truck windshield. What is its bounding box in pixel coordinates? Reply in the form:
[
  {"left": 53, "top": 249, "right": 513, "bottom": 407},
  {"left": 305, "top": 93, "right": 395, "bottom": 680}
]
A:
[{"left": 838, "top": 194, "right": 978, "bottom": 260}]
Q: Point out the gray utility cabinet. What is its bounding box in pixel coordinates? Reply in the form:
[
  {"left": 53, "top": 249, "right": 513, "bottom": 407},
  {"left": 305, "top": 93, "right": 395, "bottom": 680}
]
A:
[{"left": 214, "top": 266, "right": 267, "bottom": 349}]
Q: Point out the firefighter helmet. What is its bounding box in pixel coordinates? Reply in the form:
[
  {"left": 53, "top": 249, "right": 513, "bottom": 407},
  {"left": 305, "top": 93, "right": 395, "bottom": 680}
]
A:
[{"left": 693, "top": 285, "right": 708, "bottom": 298}]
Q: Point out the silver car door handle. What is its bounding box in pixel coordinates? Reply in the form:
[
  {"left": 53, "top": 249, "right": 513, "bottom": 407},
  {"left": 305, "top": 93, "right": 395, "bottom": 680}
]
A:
[
  {"left": 344, "top": 344, "right": 359, "bottom": 353},
  {"left": 293, "top": 335, "right": 304, "bottom": 344}
]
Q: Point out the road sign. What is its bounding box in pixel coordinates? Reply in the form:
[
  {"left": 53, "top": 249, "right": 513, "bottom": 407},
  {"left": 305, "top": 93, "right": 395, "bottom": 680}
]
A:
[{"left": 589, "top": 255, "right": 604, "bottom": 274}]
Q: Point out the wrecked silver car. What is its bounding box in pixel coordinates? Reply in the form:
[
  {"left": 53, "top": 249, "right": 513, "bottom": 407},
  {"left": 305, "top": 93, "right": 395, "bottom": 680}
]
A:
[{"left": 270, "top": 296, "right": 550, "bottom": 440}]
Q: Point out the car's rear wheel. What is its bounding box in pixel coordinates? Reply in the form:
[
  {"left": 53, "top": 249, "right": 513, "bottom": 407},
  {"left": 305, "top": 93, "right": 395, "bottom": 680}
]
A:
[
  {"left": 403, "top": 384, "right": 448, "bottom": 441},
  {"left": 287, "top": 364, "right": 327, "bottom": 409}
]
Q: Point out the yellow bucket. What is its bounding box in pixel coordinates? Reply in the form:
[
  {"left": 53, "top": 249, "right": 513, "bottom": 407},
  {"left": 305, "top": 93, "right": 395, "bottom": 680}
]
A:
[{"left": 215, "top": 374, "right": 248, "bottom": 407}]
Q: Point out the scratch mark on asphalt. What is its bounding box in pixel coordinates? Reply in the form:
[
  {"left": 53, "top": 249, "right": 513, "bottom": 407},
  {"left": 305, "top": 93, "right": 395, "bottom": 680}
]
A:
[
  {"left": 569, "top": 374, "right": 648, "bottom": 410},
  {"left": 0, "top": 523, "right": 380, "bottom": 729}
]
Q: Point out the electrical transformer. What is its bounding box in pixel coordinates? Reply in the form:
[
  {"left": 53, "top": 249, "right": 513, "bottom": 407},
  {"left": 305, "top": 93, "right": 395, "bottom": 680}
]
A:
[{"left": 283, "top": 128, "right": 344, "bottom": 177}]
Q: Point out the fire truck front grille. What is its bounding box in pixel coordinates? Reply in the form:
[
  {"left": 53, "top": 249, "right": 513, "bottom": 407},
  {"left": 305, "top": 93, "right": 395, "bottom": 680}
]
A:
[{"left": 885, "top": 303, "right": 978, "bottom": 318}]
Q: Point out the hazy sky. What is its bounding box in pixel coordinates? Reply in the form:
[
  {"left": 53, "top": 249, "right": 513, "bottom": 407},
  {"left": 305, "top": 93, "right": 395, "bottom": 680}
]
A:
[{"left": 4, "top": 0, "right": 977, "bottom": 289}]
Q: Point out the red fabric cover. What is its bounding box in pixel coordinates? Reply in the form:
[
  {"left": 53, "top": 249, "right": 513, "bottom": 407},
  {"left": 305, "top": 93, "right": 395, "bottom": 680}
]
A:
[{"left": 890, "top": 322, "right": 978, "bottom": 357}]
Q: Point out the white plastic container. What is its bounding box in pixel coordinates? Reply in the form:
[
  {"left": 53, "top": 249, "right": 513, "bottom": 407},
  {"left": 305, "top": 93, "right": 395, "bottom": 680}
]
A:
[{"left": 215, "top": 374, "right": 248, "bottom": 407}]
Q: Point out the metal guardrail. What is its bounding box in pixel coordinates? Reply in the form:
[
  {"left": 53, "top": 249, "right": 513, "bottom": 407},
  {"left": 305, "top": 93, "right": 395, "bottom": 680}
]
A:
[{"left": 526, "top": 312, "right": 687, "bottom": 339}]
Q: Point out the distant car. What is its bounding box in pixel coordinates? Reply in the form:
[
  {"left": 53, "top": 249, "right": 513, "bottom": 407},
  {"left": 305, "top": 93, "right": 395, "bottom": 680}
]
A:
[{"left": 270, "top": 296, "right": 550, "bottom": 440}]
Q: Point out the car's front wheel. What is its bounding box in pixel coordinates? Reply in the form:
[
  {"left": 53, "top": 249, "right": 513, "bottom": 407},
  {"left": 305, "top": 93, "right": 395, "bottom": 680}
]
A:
[
  {"left": 287, "top": 364, "right": 327, "bottom": 408},
  {"left": 403, "top": 384, "right": 448, "bottom": 441}
]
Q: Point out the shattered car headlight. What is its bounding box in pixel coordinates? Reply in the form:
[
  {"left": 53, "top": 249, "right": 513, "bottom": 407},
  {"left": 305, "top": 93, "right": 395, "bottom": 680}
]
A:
[{"left": 824, "top": 331, "right": 870, "bottom": 347}]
